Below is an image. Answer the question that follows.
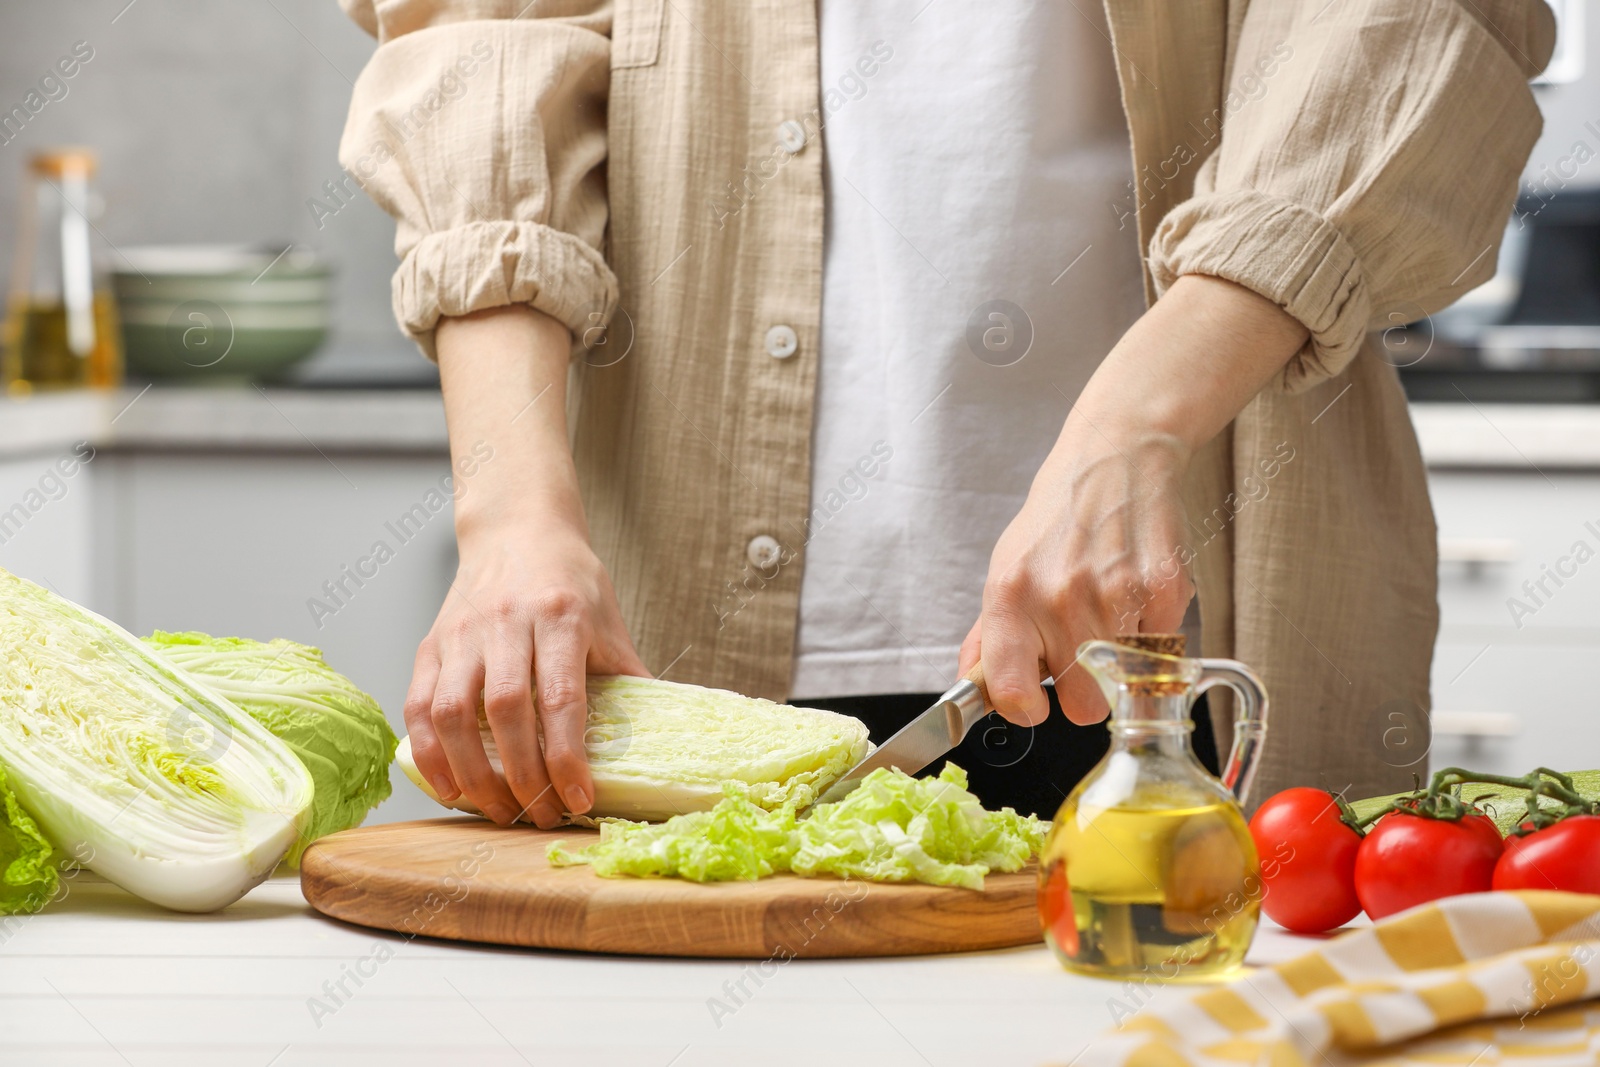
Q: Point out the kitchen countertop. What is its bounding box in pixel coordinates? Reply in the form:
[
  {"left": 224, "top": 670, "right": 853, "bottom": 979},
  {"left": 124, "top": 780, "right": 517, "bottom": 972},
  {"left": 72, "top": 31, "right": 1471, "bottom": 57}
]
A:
[
  {"left": 0, "top": 386, "right": 447, "bottom": 459},
  {"left": 1, "top": 871, "right": 1329, "bottom": 1067},
  {"left": 1409, "top": 402, "right": 1600, "bottom": 469},
  {"left": 2, "top": 387, "right": 1599, "bottom": 471}
]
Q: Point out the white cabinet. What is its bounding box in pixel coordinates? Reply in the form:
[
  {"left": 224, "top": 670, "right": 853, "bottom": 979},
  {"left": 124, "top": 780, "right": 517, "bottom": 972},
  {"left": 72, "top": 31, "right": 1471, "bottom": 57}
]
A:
[
  {"left": 1429, "top": 470, "right": 1600, "bottom": 778},
  {"left": 0, "top": 446, "right": 96, "bottom": 606}
]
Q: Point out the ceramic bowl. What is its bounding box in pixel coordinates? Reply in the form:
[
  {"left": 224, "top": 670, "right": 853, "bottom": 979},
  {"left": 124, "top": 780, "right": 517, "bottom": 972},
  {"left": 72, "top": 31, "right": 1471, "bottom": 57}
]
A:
[{"left": 112, "top": 245, "right": 331, "bottom": 381}]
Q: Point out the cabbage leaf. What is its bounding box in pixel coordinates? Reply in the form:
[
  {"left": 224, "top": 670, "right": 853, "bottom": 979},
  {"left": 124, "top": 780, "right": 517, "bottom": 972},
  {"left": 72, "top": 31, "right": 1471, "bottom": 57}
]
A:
[
  {"left": 0, "top": 569, "right": 314, "bottom": 912},
  {"left": 0, "top": 764, "right": 55, "bottom": 915},
  {"left": 144, "top": 631, "right": 397, "bottom": 864},
  {"left": 1352, "top": 769, "right": 1600, "bottom": 835},
  {"left": 549, "top": 764, "right": 1047, "bottom": 890}
]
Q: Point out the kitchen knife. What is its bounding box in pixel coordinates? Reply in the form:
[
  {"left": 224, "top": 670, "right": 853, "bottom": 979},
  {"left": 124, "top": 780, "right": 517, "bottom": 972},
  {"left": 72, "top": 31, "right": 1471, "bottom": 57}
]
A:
[{"left": 818, "top": 662, "right": 1041, "bottom": 804}]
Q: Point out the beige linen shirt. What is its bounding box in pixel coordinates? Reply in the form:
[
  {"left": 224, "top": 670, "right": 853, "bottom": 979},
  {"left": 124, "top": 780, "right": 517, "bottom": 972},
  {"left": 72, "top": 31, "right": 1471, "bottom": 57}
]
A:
[{"left": 340, "top": 0, "right": 1554, "bottom": 802}]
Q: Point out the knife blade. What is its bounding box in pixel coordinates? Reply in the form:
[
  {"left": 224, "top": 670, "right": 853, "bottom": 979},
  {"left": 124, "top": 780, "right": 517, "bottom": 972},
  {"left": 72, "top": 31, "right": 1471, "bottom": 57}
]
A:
[{"left": 817, "top": 663, "right": 1002, "bottom": 805}]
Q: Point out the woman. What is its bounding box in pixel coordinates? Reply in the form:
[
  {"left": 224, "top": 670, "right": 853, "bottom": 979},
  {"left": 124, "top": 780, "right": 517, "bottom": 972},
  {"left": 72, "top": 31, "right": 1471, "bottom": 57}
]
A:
[{"left": 339, "top": 0, "right": 1553, "bottom": 827}]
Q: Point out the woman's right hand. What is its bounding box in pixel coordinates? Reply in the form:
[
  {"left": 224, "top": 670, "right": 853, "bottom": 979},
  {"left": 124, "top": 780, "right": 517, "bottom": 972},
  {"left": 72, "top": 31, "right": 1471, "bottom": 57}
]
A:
[
  {"left": 405, "top": 523, "right": 647, "bottom": 830},
  {"left": 407, "top": 303, "right": 648, "bottom": 829}
]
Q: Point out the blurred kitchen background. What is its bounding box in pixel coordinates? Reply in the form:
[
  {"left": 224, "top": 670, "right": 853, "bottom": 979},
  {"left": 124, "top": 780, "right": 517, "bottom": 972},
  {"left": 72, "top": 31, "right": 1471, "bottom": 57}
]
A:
[
  {"left": 0, "top": 0, "right": 421, "bottom": 384},
  {"left": 0, "top": 0, "right": 1598, "bottom": 822}
]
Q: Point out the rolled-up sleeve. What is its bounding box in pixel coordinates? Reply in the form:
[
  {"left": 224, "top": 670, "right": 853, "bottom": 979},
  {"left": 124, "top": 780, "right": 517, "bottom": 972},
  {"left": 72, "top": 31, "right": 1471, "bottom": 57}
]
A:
[
  {"left": 339, "top": 0, "right": 614, "bottom": 359},
  {"left": 1147, "top": 0, "right": 1555, "bottom": 392}
]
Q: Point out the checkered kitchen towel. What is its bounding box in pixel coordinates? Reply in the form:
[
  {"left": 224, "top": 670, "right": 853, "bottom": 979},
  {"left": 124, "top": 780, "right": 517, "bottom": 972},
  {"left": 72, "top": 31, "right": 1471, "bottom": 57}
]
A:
[{"left": 1077, "top": 891, "right": 1600, "bottom": 1067}]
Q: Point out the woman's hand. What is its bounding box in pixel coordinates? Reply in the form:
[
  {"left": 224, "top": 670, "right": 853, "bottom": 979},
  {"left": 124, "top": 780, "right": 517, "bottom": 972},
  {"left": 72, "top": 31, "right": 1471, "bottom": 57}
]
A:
[
  {"left": 404, "top": 305, "right": 648, "bottom": 829},
  {"left": 962, "top": 421, "right": 1195, "bottom": 725},
  {"left": 408, "top": 523, "right": 647, "bottom": 829},
  {"left": 959, "top": 275, "right": 1309, "bottom": 725}
]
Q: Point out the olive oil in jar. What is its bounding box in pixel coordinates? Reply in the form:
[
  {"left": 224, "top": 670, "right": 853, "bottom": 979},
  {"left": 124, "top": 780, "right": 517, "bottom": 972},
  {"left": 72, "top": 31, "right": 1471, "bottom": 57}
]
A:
[
  {"left": 3, "top": 148, "right": 123, "bottom": 393},
  {"left": 1040, "top": 635, "right": 1269, "bottom": 980},
  {"left": 4, "top": 293, "right": 122, "bottom": 389},
  {"left": 1039, "top": 784, "right": 1259, "bottom": 980}
]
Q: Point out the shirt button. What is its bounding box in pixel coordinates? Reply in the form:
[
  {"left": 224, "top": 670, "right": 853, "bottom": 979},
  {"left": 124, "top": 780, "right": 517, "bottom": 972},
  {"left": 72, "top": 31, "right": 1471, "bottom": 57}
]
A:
[
  {"left": 777, "top": 120, "right": 807, "bottom": 153},
  {"left": 764, "top": 324, "right": 798, "bottom": 359},
  {"left": 746, "top": 534, "right": 782, "bottom": 570}
]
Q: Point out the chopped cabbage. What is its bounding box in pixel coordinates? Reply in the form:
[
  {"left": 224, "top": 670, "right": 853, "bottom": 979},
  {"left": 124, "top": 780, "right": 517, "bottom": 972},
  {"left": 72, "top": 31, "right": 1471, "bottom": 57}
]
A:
[
  {"left": 398, "top": 674, "right": 871, "bottom": 820},
  {"left": 790, "top": 764, "right": 1046, "bottom": 887},
  {"left": 549, "top": 764, "right": 1047, "bottom": 890},
  {"left": 0, "top": 569, "right": 314, "bottom": 912},
  {"left": 143, "top": 631, "right": 397, "bottom": 864},
  {"left": 548, "top": 792, "right": 798, "bottom": 881}
]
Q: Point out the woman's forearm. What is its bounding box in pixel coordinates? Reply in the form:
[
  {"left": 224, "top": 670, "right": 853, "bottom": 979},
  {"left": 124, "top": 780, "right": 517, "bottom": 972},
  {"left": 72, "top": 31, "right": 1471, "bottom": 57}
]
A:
[
  {"left": 968, "top": 274, "right": 1310, "bottom": 726},
  {"left": 436, "top": 304, "right": 587, "bottom": 547},
  {"left": 1063, "top": 274, "right": 1310, "bottom": 457},
  {"left": 409, "top": 304, "right": 646, "bottom": 828}
]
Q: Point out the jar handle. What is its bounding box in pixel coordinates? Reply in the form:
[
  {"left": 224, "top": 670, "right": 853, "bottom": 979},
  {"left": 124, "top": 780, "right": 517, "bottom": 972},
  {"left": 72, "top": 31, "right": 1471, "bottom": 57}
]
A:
[{"left": 1194, "top": 659, "right": 1269, "bottom": 805}]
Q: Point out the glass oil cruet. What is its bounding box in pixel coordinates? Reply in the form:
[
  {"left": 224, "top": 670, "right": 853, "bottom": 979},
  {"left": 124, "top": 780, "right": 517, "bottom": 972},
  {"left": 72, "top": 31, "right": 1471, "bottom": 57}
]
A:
[
  {"left": 3, "top": 148, "right": 122, "bottom": 392},
  {"left": 1039, "top": 633, "right": 1268, "bottom": 980}
]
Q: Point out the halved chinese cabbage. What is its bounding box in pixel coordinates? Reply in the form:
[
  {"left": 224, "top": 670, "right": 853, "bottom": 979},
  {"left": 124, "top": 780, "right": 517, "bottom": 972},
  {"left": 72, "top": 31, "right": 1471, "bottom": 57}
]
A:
[
  {"left": 0, "top": 569, "right": 314, "bottom": 912},
  {"left": 397, "top": 674, "right": 870, "bottom": 820},
  {"left": 143, "top": 631, "right": 397, "bottom": 864}
]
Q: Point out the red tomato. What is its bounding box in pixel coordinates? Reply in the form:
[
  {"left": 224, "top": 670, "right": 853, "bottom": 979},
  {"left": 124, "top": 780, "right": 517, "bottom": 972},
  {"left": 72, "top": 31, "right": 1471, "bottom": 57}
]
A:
[
  {"left": 1038, "top": 862, "right": 1078, "bottom": 956},
  {"left": 1493, "top": 815, "right": 1600, "bottom": 894},
  {"left": 1464, "top": 811, "right": 1510, "bottom": 852},
  {"left": 1248, "top": 788, "right": 1363, "bottom": 933},
  {"left": 1354, "top": 810, "right": 1502, "bottom": 920}
]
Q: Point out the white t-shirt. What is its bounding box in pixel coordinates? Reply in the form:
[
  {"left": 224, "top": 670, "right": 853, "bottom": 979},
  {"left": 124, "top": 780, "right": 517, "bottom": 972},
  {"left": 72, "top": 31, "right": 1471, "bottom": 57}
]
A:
[{"left": 792, "top": 3, "right": 1146, "bottom": 698}]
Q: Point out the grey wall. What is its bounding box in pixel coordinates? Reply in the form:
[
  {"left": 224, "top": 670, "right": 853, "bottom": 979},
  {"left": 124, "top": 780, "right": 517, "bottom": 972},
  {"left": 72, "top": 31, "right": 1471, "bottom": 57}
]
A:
[{"left": 0, "top": 0, "right": 410, "bottom": 367}]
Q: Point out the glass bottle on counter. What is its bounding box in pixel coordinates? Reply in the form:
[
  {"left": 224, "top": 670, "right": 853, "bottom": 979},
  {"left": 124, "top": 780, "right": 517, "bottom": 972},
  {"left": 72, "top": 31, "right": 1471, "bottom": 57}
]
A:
[
  {"left": 1038, "top": 634, "right": 1269, "bottom": 981},
  {"left": 3, "top": 148, "right": 122, "bottom": 392}
]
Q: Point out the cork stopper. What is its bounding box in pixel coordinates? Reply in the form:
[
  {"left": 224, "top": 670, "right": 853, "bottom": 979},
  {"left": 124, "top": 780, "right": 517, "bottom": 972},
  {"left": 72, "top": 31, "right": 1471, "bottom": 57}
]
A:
[
  {"left": 1115, "top": 633, "right": 1189, "bottom": 695},
  {"left": 30, "top": 148, "right": 96, "bottom": 179},
  {"left": 1115, "top": 633, "right": 1186, "bottom": 657}
]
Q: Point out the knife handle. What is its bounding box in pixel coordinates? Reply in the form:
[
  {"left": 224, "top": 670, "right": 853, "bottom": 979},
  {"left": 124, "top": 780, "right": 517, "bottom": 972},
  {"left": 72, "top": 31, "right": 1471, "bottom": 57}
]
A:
[{"left": 961, "top": 660, "right": 1051, "bottom": 714}]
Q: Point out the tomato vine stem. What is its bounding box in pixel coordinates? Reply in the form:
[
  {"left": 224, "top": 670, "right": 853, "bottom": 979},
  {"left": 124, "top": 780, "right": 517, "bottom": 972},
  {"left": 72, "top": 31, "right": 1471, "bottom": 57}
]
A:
[{"left": 1363, "top": 767, "right": 1600, "bottom": 834}]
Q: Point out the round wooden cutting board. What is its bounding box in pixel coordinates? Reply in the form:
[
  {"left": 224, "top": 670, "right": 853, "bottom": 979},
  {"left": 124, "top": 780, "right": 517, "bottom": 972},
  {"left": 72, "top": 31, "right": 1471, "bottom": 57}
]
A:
[{"left": 301, "top": 817, "right": 1044, "bottom": 959}]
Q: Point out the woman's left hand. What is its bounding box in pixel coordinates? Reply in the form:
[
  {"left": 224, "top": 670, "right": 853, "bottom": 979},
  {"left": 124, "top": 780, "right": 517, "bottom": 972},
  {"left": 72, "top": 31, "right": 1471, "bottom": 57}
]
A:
[
  {"left": 958, "top": 274, "right": 1310, "bottom": 726},
  {"left": 959, "top": 415, "right": 1195, "bottom": 726}
]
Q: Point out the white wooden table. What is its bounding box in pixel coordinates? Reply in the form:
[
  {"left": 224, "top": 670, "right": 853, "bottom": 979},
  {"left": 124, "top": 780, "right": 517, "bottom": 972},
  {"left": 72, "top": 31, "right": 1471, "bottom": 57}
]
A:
[{"left": 0, "top": 873, "right": 1330, "bottom": 1067}]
